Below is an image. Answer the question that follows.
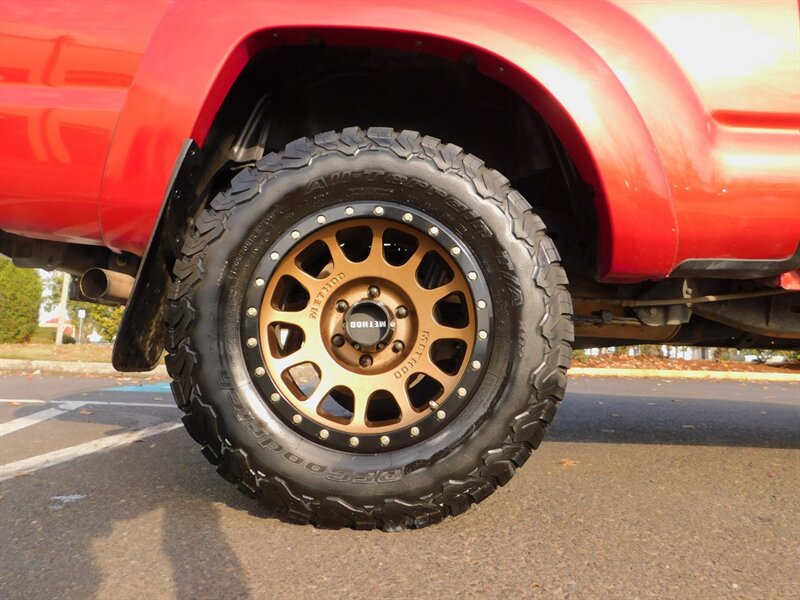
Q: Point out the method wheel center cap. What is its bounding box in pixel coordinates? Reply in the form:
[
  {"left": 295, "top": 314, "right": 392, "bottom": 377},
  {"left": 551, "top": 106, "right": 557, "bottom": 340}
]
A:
[{"left": 343, "top": 300, "right": 394, "bottom": 351}]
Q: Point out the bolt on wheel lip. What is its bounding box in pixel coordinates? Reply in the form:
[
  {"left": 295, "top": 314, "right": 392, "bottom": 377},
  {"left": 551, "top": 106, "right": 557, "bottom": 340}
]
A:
[{"left": 240, "top": 201, "right": 494, "bottom": 453}]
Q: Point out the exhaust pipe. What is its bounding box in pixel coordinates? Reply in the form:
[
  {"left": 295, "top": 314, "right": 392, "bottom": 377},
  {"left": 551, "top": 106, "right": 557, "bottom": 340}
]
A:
[{"left": 79, "top": 268, "right": 134, "bottom": 304}]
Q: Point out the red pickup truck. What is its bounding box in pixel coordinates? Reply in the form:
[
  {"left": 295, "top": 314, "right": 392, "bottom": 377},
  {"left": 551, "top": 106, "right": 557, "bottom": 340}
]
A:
[{"left": 1, "top": 1, "right": 798, "bottom": 530}]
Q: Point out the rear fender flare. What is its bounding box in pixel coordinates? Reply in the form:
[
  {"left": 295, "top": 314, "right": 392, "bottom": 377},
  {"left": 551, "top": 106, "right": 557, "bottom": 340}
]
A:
[{"left": 99, "top": 0, "right": 677, "bottom": 280}]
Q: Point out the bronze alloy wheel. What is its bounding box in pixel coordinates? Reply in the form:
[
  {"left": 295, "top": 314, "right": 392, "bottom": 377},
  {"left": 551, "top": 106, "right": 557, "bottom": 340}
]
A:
[{"left": 241, "top": 203, "right": 492, "bottom": 452}]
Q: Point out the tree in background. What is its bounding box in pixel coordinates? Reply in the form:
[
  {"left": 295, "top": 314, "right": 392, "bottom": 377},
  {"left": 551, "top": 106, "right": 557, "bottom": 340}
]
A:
[
  {"left": 41, "top": 272, "right": 124, "bottom": 342},
  {"left": 71, "top": 301, "right": 125, "bottom": 342},
  {"left": 0, "top": 257, "right": 43, "bottom": 343}
]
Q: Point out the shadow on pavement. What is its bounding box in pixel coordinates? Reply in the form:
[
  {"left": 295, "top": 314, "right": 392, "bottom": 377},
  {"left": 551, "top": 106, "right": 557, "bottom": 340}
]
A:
[
  {"left": 551, "top": 392, "right": 800, "bottom": 449},
  {"left": 0, "top": 428, "right": 265, "bottom": 600}
]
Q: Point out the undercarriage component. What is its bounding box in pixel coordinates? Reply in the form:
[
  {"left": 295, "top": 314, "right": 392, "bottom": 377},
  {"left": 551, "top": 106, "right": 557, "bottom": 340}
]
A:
[
  {"left": 692, "top": 291, "right": 800, "bottom": 339},
  {"left": 0, "top": 231, "right": 138, "bottom": 278},
  {"left": 571, "top": 275, "right": 800, "bottom": 348},
  {"left": 79, "top": 268, "right": 135, "bottom": 305}
]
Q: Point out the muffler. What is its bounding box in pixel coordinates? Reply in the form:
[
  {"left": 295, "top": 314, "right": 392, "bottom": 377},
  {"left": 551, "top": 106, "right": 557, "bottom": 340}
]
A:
[{"left": 79, "top": 268, "right": 134, "bottom": 304}]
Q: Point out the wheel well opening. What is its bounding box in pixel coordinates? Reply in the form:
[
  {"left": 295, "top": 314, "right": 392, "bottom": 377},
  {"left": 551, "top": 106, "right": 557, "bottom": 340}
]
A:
[{"left": 201, "top": 44, "right": 598, "bottom": 277}]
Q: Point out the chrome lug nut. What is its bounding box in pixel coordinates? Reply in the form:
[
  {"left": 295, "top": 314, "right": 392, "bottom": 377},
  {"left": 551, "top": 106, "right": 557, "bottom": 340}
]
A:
[
  {"left": 391, "top": 341, "right": 405, "bottom": 353},
  {"left": 367, "top": 285, "right": 380, "bottom": 298},
  {"left": 359, "top": 355, "right": 373, "bottom": 368},
  {"left": 395, "top": 305, "right": 408, "bottom": 318},
  {"left": 332, "top": 334, "right": 346, "bottom": 348}
]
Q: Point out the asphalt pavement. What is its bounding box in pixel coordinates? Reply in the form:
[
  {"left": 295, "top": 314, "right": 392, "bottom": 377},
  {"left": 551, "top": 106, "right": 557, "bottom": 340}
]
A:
[{"left": 0, "top": 373, "right": 798, "bottom": 599}]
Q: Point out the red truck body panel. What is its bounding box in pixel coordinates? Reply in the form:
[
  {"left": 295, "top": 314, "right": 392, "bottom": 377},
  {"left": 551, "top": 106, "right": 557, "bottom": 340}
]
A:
[{"left": 1, "top": 0, "right": 798, "bottom": 282}]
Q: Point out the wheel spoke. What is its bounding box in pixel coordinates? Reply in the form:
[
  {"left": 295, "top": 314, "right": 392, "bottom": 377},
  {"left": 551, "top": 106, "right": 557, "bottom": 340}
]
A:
[
  {"left": 360, "top": 224, "right": 387, "bottom": 271},
  {"left": 269, "top": 347, "right": 315, "bottom": 376},
  {"left": 264, "top": 309, "right": 307, "bottom": 328},
  {"left": 349, "top": 387, "right": 370, "bottom": 429},
  {"left": 385, "top": 379, "right": 417, "bottom": 420},
  {"left": 428, "top": 322, "right": 472, "bottom": 344},
  {"left": 420, "top": 280, "right": 463, "bottom": 303},
  {"left": 324, "top": 236, "right": 350, "bottom": 270},
  {"left": 416, "top": 353, "right": 461, "bottom": 389},
  {"left": 302, "top": 374, "right": 334, "bottom": 414}
]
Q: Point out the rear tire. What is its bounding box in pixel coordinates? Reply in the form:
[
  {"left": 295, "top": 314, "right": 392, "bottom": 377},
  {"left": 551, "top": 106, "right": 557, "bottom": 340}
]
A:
[{"left": 165, "top": 127, "right": 573, "bottom": 530}]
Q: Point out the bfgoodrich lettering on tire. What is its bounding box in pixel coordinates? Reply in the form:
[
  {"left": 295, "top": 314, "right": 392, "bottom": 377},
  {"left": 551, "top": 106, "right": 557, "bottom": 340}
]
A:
[{"left": 165, "top": 127, "right": 573, "bottom": 530}]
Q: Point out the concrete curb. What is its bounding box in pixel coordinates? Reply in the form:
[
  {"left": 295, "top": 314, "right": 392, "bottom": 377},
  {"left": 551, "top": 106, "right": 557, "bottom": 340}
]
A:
[
  {"left": 2, "top": 358, "right": 797, "bottom": 382},
  {"left": 570, "top": 367, "right": 800, "bottom": 382},
  {"left": 0, "top": 358, "right": 167, "bottom": 378}
]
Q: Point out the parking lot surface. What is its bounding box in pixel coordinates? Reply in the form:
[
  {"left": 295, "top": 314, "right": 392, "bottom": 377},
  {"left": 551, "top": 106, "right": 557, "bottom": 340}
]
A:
[{"left": 1, "top": 373, "right": 798, "bottom": 599}]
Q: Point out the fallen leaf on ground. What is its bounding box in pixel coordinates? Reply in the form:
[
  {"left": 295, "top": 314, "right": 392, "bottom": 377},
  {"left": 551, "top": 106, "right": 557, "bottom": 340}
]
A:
[
  {"left": 6, "top": 401, "right": 21, "bottom": 407},
  {"left": 560, "top": 458, "right": 580, "bottom": 468},
  {"left": 78, "top": 409, "right": 94, "bottom": 415}
]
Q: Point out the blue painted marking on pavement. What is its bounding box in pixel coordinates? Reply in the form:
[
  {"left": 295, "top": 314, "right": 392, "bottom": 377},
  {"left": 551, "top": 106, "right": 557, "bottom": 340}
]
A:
[{"left": 104, "top": 382, "right": 172, "bottom": 393}]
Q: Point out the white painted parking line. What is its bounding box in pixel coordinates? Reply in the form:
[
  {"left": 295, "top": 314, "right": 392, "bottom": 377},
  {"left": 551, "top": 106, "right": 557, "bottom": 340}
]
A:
[
  {"left": 0, "top": 399, "right": 47, "bottom": 404},
  {"left": 0, "top": 421, "right": 183, "bottom": 482},
  {"left": 0, "top": 403, "right": 86, "bottom": 438},
  {"left": 1, "top": 399, "right": 177, "bottom": 409},
  {"left": 57, "top": 400, "right": 178, "bottom": 409}
]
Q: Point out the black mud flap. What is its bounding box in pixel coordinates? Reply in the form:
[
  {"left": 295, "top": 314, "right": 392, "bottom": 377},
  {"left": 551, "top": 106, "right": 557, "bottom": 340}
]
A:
[{"left": 112, "top": 140, "right": 203, "bottom": 371}]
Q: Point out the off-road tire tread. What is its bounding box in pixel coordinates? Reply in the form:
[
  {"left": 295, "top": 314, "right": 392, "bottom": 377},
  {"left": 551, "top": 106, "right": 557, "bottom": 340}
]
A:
[{"left": 164, "top": 127, "right": 573, "bottom": 530}]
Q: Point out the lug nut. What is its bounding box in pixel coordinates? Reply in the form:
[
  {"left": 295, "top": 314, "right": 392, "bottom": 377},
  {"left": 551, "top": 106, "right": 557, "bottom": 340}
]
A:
[
  {"left": 391, "top": 341, "right": 405, "bottom": 353},
  {"left": 332, "top": 334, "right": 345, "bottom": 348},
  {"left": 336, "top": 300, "right": 348, "bottom": 312},
  {"left": 359, "top": 355, "right": 373, "bottom": 368},
  {"left": 367, "top": 286, "right": 380, "bottom": 298},
  {"left": 396, "top": 306, "right": 408, "bottom": 318}
]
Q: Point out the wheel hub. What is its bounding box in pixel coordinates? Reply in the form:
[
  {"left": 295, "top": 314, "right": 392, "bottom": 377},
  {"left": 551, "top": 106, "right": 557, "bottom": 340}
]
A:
[
  {"left": 240, "top": 202, "right": 493, "bottom": 452},
  {"left": 342, "top": 300, "right": 394, "bottom": 351}
]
